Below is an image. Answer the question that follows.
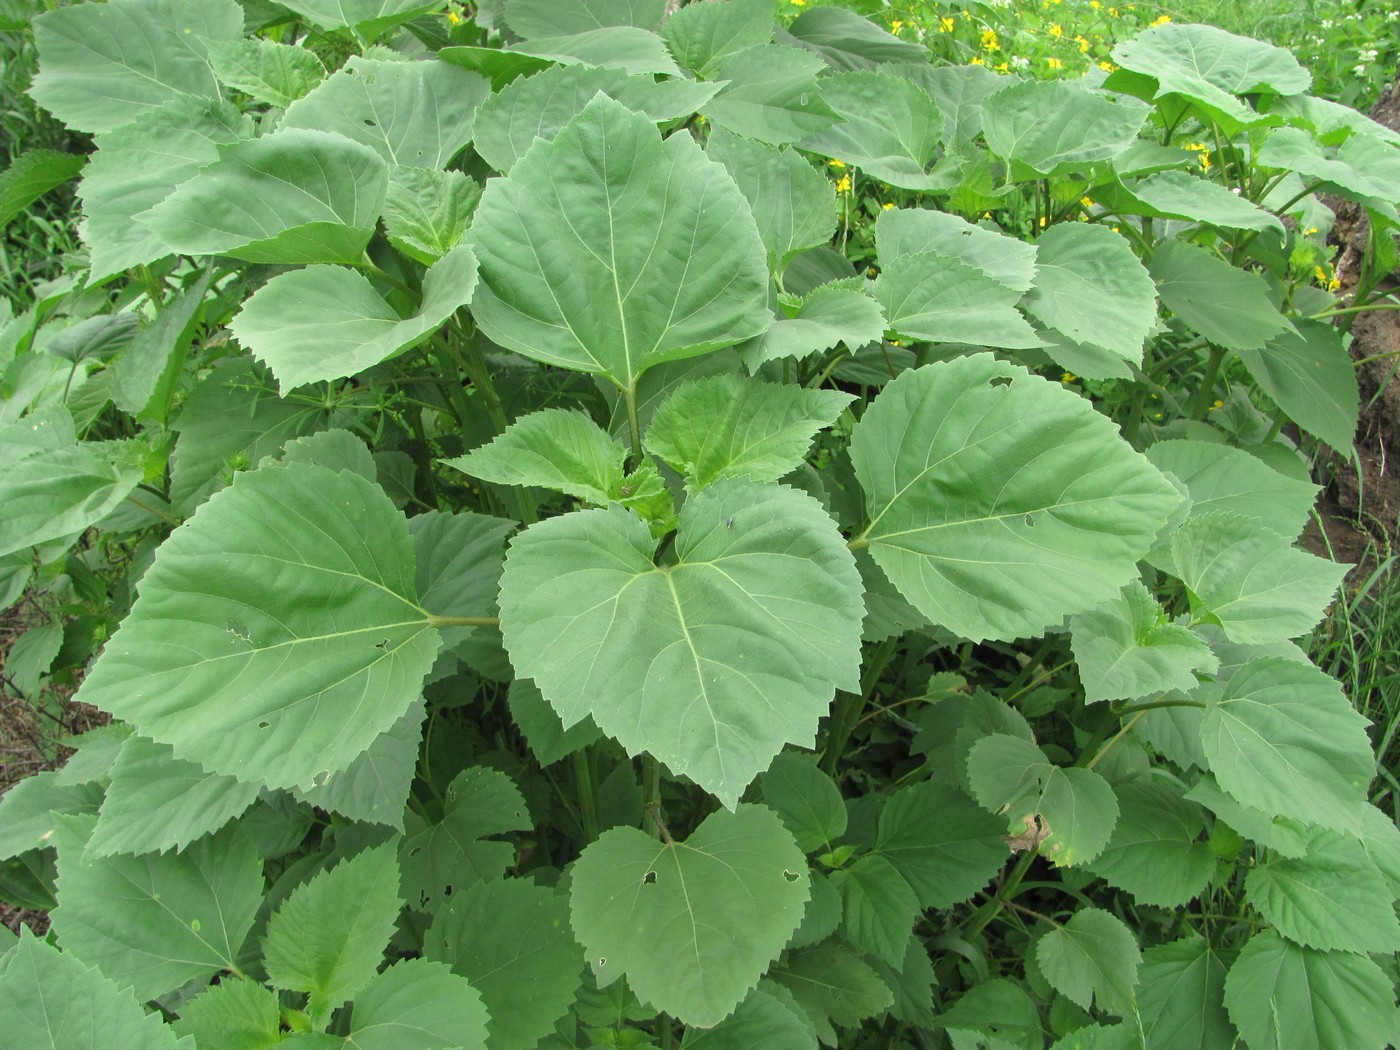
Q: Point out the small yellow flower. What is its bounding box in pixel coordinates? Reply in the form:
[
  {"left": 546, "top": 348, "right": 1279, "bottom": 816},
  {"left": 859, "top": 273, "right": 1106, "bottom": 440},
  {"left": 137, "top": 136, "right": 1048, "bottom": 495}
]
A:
[
  {"left": 882, "top": 202, "right": 896, "bottom": 210},
  {"left": 981, "top": 28, "right": 1000, "bottom": 50},
  {"left": 835, "top": 175, "right": 852, "bottom": 193},
  {"left": 1151, "top": 13, "right": 1170, "bottom": 24},
  {"left": 828, "top": 159, "right": 846, "bottom": 169},
  {"left": 939, "top": 15, "right": 956, "bottom": 32},
  {"left": 1306, "top": 226, "right": 1319, "bottom": 235},
  {"left": 1090, "top": 0, "right": 1100, "bottom": 8},
  {"left": 1075, "top": 34, "right": 1090, "bottom": 51},
  {"left": 1209, "top": 399, "right": 1223, "bottom": 411},
  {"left": 1329, "top": 276, "right": 1341, "bottom": 292},
  {"left": 1099, "top": 60, "right": 1117, "bottom": 72},
  {"left": 1047, "top": 57, "right": 1063, "bottom": 69},
  {"left": 982, "top": 211, "right": 993, "bottom": 219},
  {"left": 1314, "top": 265, "right": 1330, "bottom": 284},
  {"left": 891, "top": 19, "right": 904, "bottom": 31},
  {"left": 1062, "top": 372, "right": 1078, "bottom": 382},
  {"left": 1108, "top": 6, "right": 1119, "bottom": 16},
  {"left": 1081, "top": 196, "right": 1095, "bottom": 208},
  {"left": 1198, "top": 151, "right": 1211, "bottom": 173},
  {"left": 446, "top": 9, "right": 461, "bottom": 24},
  {"left": 970, "top": 54, "right": 984, "bottom": 64},
  {"left": 995, "top": 61, "right": 1010, "bottom": 72},
  {"left": 1049, "top": 22, "right": 1064, "bottom": 37},
  {"left": 791, "top": 0, "right": 806, "bottom": 6},
  {"left": 1038, "top": 216, "right": 1047, "bottom": 227}
]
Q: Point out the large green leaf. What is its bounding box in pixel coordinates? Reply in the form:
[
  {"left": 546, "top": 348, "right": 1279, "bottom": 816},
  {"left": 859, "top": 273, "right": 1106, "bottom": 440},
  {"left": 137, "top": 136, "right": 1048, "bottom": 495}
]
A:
[
  {"left": 782, "top": 7, "right": 928, "bottom": 71},
  {"left": 570, "top": 805, "right": 809, "bottom": 1027},
  {"left": 1222, "top": 930, "right": 1396, "bottom": 1050},
  {"left": 644, "top": 375, "right": 852, "bottom": 490},
  {"left": 1245, "top": 826, "right": 1400, "bottom": 953},
  {"left": 263, "top": 840, "right": 402, "bottom": 1029},
  {"left": 1138, "top": 938, "right": 1235, "bottom": 1050},
  {"left": 1150, "top": 240, "right": 1293, "bottom": 351},
  {"left": 346, "top": 958, "right": 489, "bottom": 1050},
  {"left": 981, "top": 80, "right": 1148, "bottom": 179},
  {"left": 498, "top": 478, "right": 863, "bottom": 807},
  {"left": 0, "top": 442, "right": 144, "bottom": 559},
  {"left": 51, "top": 815, "right": 262, "bottom": 1002},
  {"left": 1169, "top": 511, "right": 1348, "bottom": 643},
  {"left": 0, "top": 771, "right": 103, "bottom": 860},
  {"left": 1085, "top": 777, "right": 1214, "bottom": 907},
  {"left": 75, "top": 462, "right": 440, "bottom": 793},
  {"left": 509, "top": 27, "right": 681, "bottom": 77},
  {"left": 292, "top": 697, "right": 425, "bottom": 829},
  {"left": 208, "top": 38, "right": 326, "bottom": 108},
  {"left": 1144, "top": 439, "right": 1320, "bottom": 540},
  {"left": 0, "top": 930, "right": 191, "bottom": 1050},
  {"left": 230, "top": 243, "right": 478, "bottom": 393},
  {"left": 874, "top": 780, "right": 1008, "bottom": 908},
  {"left": 113, "top": 270, "right": 216, "bottom": 423},
  {"left": 141, "top": 129, "right": 388, "bottom": 266},
  {"left": 29, "top": 0, "right": 242, "bottom": 134},
  {"left": 967, "top": 735, "right": 1119, "bottom": 866},
  {"left": 503, "top": 0, "right": 665, "bottom": 37},
  {"left": 849, "top": 356, "right": 1181, "bottom": 641},
  {"left": 281, "top": 57, "right": 489, "bottom": 169},
  {"left": 768, "top": 942, "right": 893, "bottom": 1043},
  {"left": 1116, "top": 170, "right": 1285, "bottom": 236},
  {"left": 78, "top": 97, "right": 252, "bottom": 283},
  {"left": 799, "top": 71, "right": 949, "bottom": 191},
  {"left": 445, "top": 408, "right": 627, "bottom": 506},
  {"left": 936, "top": 978, "right": 1044, "bottom": 1050},
  {"left": 833, "top": 854, "right": 919, "bottom": 968},
  {"left": 661, "top": 0, "right": 774, "bottom": 78},
  {"left": 703, "top": 45, "right": 838, "bottom": 146},
  {"left": 1035, "top": 908, "right": 1141, "bottom": 1016},
  {"left": 875, "top": 208, "right": 1037, "bottom": 292},
  {"left": 1257, "top": 127, "right": 1400, "bottom": 215},
  {"left": 172, "top": 975, "right": 280, "bottom": 1049},
  {"left": 760, "top": 753, "right": 847, "bottom": 853},
  {"left": 428, "top": 877, "right": 584, "bottom": 1050},
  {"left": 1070, "top": 581, "right": 1218, "bottom": 702},
  {"left": 469, "top": 94, "right": 769, "bottom": 390},
  {"left": 875, "top": 251, "right": 1043, "bottom": 349},
  {"left": 276, "top": 0, "right": 441, "bottom": 37},
  {"left": 1234, "top": 319, "right": 1360, "bottom": 451},
  {"left": 739, "top": 283, "right": 886, "bottom": 368},
  {"left": 0, "top": 150, "right": 85, "bottom": 228},
  {"left": 1200, "top": 657, "right": 1374, "bottom": 833}
]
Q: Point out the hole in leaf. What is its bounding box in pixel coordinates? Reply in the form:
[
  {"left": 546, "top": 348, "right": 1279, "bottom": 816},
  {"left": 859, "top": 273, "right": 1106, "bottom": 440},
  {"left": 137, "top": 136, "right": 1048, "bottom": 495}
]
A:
[
  {"left": 364, "top": 119, "right": 377, "bottom": 127},
  {"left": 783, "top": 870, "right": 801, "bottom": 883},
  {"left": 598, "top": 957, "right": 607, "bottom": 967},
  {"left": 374, "top": 638, "right": 390, "bottom": 651},
  {"left": 444, "top": 884, "right": 453, "bottom": 896},
  {"left": 257, "top": 721, "right": 270, "bottom": 729},
  {"left": 642, "top": 870, "right": 657, "bottom": 885},
  {"left": 1024, "top": 513, "right": 1035, "bottom": 527},
  {"left": 408, "top": 846, "right": 424, "bottom": 857},
  {"left": 988, "top": 376, "right": 1013, "bottom": 388}
]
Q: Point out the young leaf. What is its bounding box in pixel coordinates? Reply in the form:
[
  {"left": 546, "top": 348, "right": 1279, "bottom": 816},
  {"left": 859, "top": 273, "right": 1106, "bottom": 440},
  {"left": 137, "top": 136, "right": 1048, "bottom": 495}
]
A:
[
  {"left": 282, "top": 57, "right": 489, "bottom": 170},
  {"left": 51, "top": 815, "right": 263, "bottom": 1002},
  {"left": 113, "top": 270, "right": 216, "bottom": 423},
  {"left": 570, "top": 804, "right": 809, "bottom": 1027},
  {"left": 1200, "top": 656, "right": 1374, "bottom": 833},
  {"left": 0, "top": 441, "right": 144, "bottom": 559},
  {"left": 1085, "top": 777, "right": 1214, "bottom": 907},
  {"left": 1245, "top": 826, "right": 1400, "bottom": 953},
  {"left": 849, "top": 356, "right": 1181, "bottom": 642},
  {"left": 644, "top": 375, "right": 853, "bottom": 489},
  {"left": 982, "top": 80, "right": 1149, "bottom": 179},
  {"left": 1150, "top": 240, "right": 1294, "bottom": 351},
  {"left": 346, "top": 958, "right": 489, "bottom": 1050},
  {"left": 874, "top": 780, "right": 1008, "bottom": 908},
  {"left": 29, "top": 0, "right": 242, "bottom": 134},
  {"left": 0, "top": 929, "right": 191, "bottom": 1050},
  {"left": 703, "top": 45, "right": 838, "bottom": 146},
  {"left": 1223, "top": 930, "right": 1396, "bottom": 1050},
  {"left": 1234, "top": 319, "right": 1360, "bottom": 452},
  {"left": 661, "top": 0, "right": 774, "bottom": 79},
  {"left": 738, "top": 283, "right": 885, "bottom": 369},
  {"left": 468, "top": 93, "right": 770, "bottom": 389},
  {"left": 875, "top": 250, "right": 1044, "bottom": 348},
  {"left": 445, "top": 408, "right": 628, "bottom": 506},
  {"left": 498, "top": 479, "right": 864, "bottom": 808},
  {"left": 1070, "top": 581, "right": 1218, "bottom": 703},
  {"left": 875, "top": 207, "right": 1037, "bottom": 292},
  {"left": 1035, "top": 908, "right": 1141, "bottom": 1017},
  {"left": 263, "top": 840, "right": 403, "bottom": 1029},
  {"left": 1184, "top": 773, "right": 1311, "bottom": 857},
  {"left": 141, "top": 129, "right": 389, "bottom": 266},
  {"left": 230, "top": 243, "right": 479, "bottom": 393},
  {"left": 382, "top": 166, "right": 481, "bottom": 265},
  {"left": 1138, "top": 938, "right": 1235, "bottom": 1050},
  {"left": 208, "top": 38, "right": 326, "bottom": 108},
  {"left": 869, "top": 937, "right": 937, "bottom": 1028},
  {"left": 768, "top": 941, "right": 894, "bottom": 1044},
  {"left": 761, "top": 752, "right": 847, "bottom": 853},
  {"left": 832, "top": 854, "right": 919, "bottom": 968},
  {"left": 1144, "top": 439, "right": 1320, "bottom": 540},
  {"left": 75, "top": 462, "right": 440, "bottom": 793},
  {"left": 427, "top": 877, "right": 584, "bottom": 1050},
  {"left": 967, "top": 735, "right": 1119, "bottom": 866}
]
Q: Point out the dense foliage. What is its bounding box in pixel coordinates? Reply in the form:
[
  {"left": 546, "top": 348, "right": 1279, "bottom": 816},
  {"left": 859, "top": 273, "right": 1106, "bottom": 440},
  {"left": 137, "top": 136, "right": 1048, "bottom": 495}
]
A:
[{"left": 1, "top": 0, "right": 1399, "bottom": 1047}]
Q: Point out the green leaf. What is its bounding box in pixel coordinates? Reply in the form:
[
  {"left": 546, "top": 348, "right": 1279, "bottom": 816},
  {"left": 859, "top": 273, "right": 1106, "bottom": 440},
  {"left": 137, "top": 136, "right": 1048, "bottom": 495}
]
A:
[
  {"left": 833, "top": 854, "right": 918, "bottom": 968},
  {"left": 507, "top": 677, "right": 603, "bottom": 765},
  {"left": 769, "top": 942, "right": 894, "bottom": 1043},
  {"left": 292, "top": 697, "right": 425, "bottom": 829},
  {"left": 78, "top": 97, "right": 252, "bottom": 282},
  {"left": 0, "top": 929, "right": 190, "bottom": 1050},
  {"left": 704, "top": 45, "right": 838, "bottom": 146},
  {"left": 937, "top": 977, "right": 1044, "bottom": 1050},
  {"left": 1086, "top": 777, "right": 1214, "bottom": 907},
  {"left": 1136, "top": 939, "right": 1236, "bottom": 1050},
  {"left": 874, "top": 780, "right": 1008, "bottom": 908},
  {"left": 571, "top": 805, "right": 808, "bottom": 1027},
  {"left": 706, "top": 129, "right": 837, "bottom": 272},
  {"left": 1035, "top": 908, "right": 1141, "bottom": 1017},
  {"left": 1246, "top": 826, "right": 1400, "bottom": 953},
  {"left": 282, "top": 57, "right": 489, "bottom": 169},
  {"left": 870, "top": 937, "right": 937, "bottom": 1029},
  {"left": 1144, "top": 439, "right": 1320, "bottom": 540},
  {"left": 499, "top": 478, "right": 862, "bottom": 807},
  {"left": 1150, "top": 238, "right": 1293, "bottom": 352},
  {"left": 141, "top": 129, "right": 388, "bottom": 266},
  {"left": 113, "top": 270, "right": 216, "bottom": 422},
  {"left": 875, "top": 208, "right": 1037, "bottom": 292},
  {"left": 87, "top": 734, "right": 260, "bottom": 858},
  {"left": 1223, "top": 930, "right": 1396, "bottom": 1050},
  {"left": 469, "top": 93, "right": 769, "bottom": 388},
  {"left": 1022, "top": 223, "right": 1158, "bottom": 369},
  {"left": 967, "top": 735, "right": 1119, "bottom": 866},
  {"left": 799, "top": 71, "right": 949, "bottom": 191},
  {"left": 661, "top": 0, "right": 774, "bottom": 79},
  {"left": 1109, "top": 23, "right": 1310, "bottom": 126},
  {"left": 1169, "top": 511, "right": 1348, "bottom": 643},
  {"left": 1257, "top": 127, "right": 1400, "bottom": 214},
  {"left": 173, "top": 978, "right": 282, "bottom": 1050},
  {"left": 382, "top": 166, "right": 480, "bottom": 265},
  {"left": 1070, "top": 581, "right": 1218, "bottom": 703},
  {"left": 1184, "top": 773, "right": 1311, "bottom": 857},
  {"left": 0, "top": 406, "right": 75, "bottom": 472},
  {"left": 263, "top": 840, "right": 402, "bottom": 1029},
  {"left": 875, "top": 251, "right": 1043, "bottom": 349},
  {"left": 29, "top": 0, "right": 242, "bottom": 134},
  {"left": 208, "top": 38, "right": 326, "bottom": 108},
  {"left": 761, "top": 753, "right": 847, "bottom": 853},
  {"left": 275, "top": 0, "right": 441, "bottom": 37},
  {"left": 0, "top": 771, "right": 103, "bottom": 860},
  {"left": 1118, "top": 170, "right": 1285, "bottom": 236},
  {"left": 75, "top": 462, "right": 439, "bottom": 793},
  {"left": 849, "top": 356, "right": 1181, "bottom": 642},
  {"left": 1200, "top": 656, "right": 1374, "bottom": 833},
  {"left": 51, "top": 815, "right": 262, "bottom": 1002},
  {"left": 645, "top": 375, "right": 852, "bottom": 489},
  {"left": 410, "top": 509, "right": 514, "bottom": 652},
  {"left": 0, "top": 442, "right": 144, "bottom": 559},
  {"left": 981, "top": 80, "right": 1148, "bottom": 179},
  {"left": 427, "top": 877, "right": 584, "bottom": 1050},
  {"left": 788, "top": 872, "right": 842, "bottom": 950},
  {"left": 511, "top": 28, "right": 682, "bottom": 77},
  {"left": 739, "top": 284, "right": 886, "bottom": 369},
  {"left": 680, "top": 984, "right": 818, "bottom": 1050},
  {"left": 231, "top": 243, "right": 478, "bottom": 393},
  {"left": 0, "top": 150, "right": 84, "bottom": 227},
  {"left": 503, "top": 0, "right": 665, "bottom": 37},
  {"left": 446, "top": 408, "right": 627, "bottom": 505},
  {"left": 1234, "top": 319, "right": 1360, "bottom": 452},
  {"left": 346, "top": 958, "right": 489, "bottom": 1050},
  {"left": 782, "top": 7, "right": 929, "bottom": 71}
]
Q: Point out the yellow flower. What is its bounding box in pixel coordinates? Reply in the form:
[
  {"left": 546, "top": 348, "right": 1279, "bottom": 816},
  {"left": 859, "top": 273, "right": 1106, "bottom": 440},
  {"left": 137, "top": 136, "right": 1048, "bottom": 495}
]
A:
[
  {"left": 1038, "top": 216, "right": 1047, "bottom": 227},
  {"left": 995, "top": 61, "right": 1009, "bottom": 72},
  {"left": 891, "top": 19, "right": 905, "bottom": 31},
  {"left": 882, "top": 202, "right": 896, "bottom": 210},
  {"left": 981, "top": 28, "right": 1000, "bottom": 50},
  {"left": 1210, "top": 399, "right": 1223, "bottom": 411},
  {"left": 1049, "top": 22, "right": 1063, "bottom": 37},
  {"left": 1090, "top": 0, "right": 1100, "bottom": 7},
  {"left": 939, "top": 15, "right": 956, "bottom": 31},
  {"left": 970, "top": 54, "right": 984, "bottom": 64},
  {"left": 1099, "top": 60, "right": 1117, "bottom": 72},
  {"left": 828, "top": 159, "right": 847, "bottom": 169},
  {"left": 1152, "top": 13, "right": 1170, "bottom": 24},
  {"left": 1108, "top": 6, "right": 1119, "bottom": 16},
  {"left": 1306, "top": 226, "right": 1319, "bottom": 235},
  {"left": 791, "top": 0, "right": 806, "bottom": 6},
  {"left": 835, "top": 175, "right": 852, "bottom": 193},
  {"left": 446, "top": 9, "right": 461, "bottom": 24},
  {"left": 1075, "top": 34, "right": 1090, "bottom": 51},
  {"left": 1329, "top": 276, "right": 1341, "bottom": 292},
  {"left": 1062, "top": 372, "right": 1078, "bottom": 382},
  {"left": 1047, "top": 57, "right": 1063, "bottom": 69},
  {"left": 1081, "top": 196, "right": 1095, "bottom": 208}
]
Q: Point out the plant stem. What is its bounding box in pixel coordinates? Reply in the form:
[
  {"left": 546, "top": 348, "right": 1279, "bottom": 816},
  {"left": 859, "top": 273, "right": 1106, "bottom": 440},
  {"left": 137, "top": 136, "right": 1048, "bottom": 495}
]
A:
[
  {"left": 572, "top": 749, "right": 600, "bottom": 845},
  {"left": 642, "top": 754, "right": 672, "bottom": 843},
  {"left": 1086, "top": 711, "right": 1149, "bottom": 770},
  {"left": 623, "top": 380, "right": 644, "bottom": 463},
  {"left": 1191, "top": 345, "right": 1227, "bottom": 420},
  {"left": 425, "top": 615, "right": 499, "bottom": 628},
  {"left": 1312, "top": 301, "right": 1400, "bottom": 321},
  {"left": 960, "top": 851, "right": 1036, "bottom": 942}
]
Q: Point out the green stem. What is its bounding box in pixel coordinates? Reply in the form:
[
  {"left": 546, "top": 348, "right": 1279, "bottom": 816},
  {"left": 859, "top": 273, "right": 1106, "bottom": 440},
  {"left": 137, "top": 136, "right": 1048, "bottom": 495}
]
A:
[
  {"left": 623, "top": 380, "right": 644, "bottom": 463},
  {"left": 1312, "top": 301, "right": 1400, "bottom": 321},
  {"left": 123, "top": 495, "right": 180, "bottom": 527},
  {"left": 642, "top": 754, "right": 671, "bottom": 843},
  {"left": 959, "top": 851, "right": 1036, "bottom": 942},
  {"left": 425, "top": 615, "right": 499, "bottom": 628},
  {"left": 1115, "top": 697, "right": 1208, "bottom": 715},
  {"left": 1086, "top": 711, "right": 1149, "bottom": 770},
  {"left": 572, "top": 749, "right": 600, "bottom": 845},
  {"left": 659, "top": 1014, "right": 675, "bottom": 1049},
  {"left": 448, "top": 321, "right": 536, "bottom": 524},
  {"left": 1191, "top": 345, "right": 1227, "bottom": 420}
]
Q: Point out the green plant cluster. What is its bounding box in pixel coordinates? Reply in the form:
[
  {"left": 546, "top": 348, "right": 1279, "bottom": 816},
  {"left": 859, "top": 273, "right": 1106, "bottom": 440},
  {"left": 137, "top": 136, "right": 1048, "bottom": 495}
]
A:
[{"left": 1, "top": 0, "right": 1399, "bottom": 1047}]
